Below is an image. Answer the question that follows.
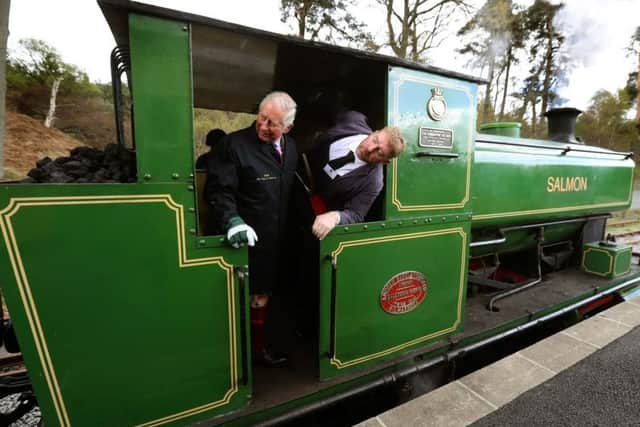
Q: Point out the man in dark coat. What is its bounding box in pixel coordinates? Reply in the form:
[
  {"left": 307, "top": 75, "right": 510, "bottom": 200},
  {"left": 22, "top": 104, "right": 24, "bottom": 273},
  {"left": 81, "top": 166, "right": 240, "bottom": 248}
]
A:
[
  {"left": 204, "top": 91, "right": 297, "bottom": 365},
  {"left": 307, "top": 110, "right": 406, "bottom": 239},
  {"left": 196, "top": 128, "right": 226, "bottom": 169}
]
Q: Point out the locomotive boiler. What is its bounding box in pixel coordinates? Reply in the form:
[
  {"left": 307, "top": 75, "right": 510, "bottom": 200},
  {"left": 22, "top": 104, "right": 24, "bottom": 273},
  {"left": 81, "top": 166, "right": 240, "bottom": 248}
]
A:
[{"left": 0, "top": 1, "right": 637, "bottom": 426}]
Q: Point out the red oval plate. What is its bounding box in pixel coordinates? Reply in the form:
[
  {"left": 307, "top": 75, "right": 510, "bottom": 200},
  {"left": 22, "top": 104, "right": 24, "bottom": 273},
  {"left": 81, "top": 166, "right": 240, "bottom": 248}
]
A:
[{"left": 380, "top": 271, "right": 428, "bottom": 314}]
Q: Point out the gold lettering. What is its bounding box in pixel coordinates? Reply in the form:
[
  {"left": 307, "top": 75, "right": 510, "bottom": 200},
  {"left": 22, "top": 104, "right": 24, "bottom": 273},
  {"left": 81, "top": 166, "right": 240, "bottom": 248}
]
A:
[
  {"left": 546, "top": 176, "right": 589, "bottom": 193},
  {"left": 547, "top": 177, "right": 554, "bottom": 192}
]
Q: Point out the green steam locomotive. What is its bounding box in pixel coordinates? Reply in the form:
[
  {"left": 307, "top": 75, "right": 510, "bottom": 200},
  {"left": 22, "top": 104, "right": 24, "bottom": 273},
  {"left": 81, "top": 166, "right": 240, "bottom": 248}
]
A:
[{"left": 0, "top": 1, "right": 637, "bottom": 425}]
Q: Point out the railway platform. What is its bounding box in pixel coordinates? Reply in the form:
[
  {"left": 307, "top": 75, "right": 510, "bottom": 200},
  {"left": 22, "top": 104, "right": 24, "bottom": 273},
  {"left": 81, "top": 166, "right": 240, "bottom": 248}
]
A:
[{"left": 355, "top": 292, "right": 640, "bottom": 427}]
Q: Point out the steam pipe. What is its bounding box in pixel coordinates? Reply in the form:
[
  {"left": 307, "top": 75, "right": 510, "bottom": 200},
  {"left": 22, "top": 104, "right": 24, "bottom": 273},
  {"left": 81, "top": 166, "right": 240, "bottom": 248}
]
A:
[
  {"left": 487, "top": 227, "right": 544, "bottom": 312},
  {"left": 469, "top": 215, "right": 611, "bottom": 249}
]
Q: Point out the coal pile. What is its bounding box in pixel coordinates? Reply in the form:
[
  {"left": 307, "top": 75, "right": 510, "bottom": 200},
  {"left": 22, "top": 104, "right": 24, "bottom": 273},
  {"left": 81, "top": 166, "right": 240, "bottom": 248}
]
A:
[{"left": 24, "top": 144, "right": 136, "bottom": 183}]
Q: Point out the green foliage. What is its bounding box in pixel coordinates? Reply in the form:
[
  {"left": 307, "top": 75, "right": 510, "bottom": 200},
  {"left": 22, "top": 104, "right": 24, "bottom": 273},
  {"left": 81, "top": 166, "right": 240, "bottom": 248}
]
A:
[
  {"left": 5, "top": 60, "right": 30, "bottom": 90},
  {"left": 576, "top": 89, "right": 639, "bottom": 151},
  {"left": 6, "top": 37, "right": 121, "bottom": 147},
  {"left": 11, "top": 38, "right": 66, "bottom": 85}
]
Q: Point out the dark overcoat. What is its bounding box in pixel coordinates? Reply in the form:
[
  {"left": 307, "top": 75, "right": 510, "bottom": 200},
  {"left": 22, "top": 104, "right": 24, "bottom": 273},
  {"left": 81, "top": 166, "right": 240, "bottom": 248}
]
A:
[{"left": 204, "top": 123, "right": 297, "bottom": 294}]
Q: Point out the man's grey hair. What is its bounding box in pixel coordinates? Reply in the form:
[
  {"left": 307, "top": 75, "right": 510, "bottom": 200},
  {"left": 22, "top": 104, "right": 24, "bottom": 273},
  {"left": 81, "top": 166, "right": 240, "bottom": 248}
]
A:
[{"left": 260, "top": 91, "right": 297, "bottom": 127}]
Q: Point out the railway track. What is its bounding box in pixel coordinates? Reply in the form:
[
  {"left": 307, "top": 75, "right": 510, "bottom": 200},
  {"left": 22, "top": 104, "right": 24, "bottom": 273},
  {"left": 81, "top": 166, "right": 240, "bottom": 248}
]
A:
[
  {"left": 606, "top": 211, "right": 640, "bottom": 257},
  {"left": 0, "top": 351, "right": 40, "bottom": 426}
]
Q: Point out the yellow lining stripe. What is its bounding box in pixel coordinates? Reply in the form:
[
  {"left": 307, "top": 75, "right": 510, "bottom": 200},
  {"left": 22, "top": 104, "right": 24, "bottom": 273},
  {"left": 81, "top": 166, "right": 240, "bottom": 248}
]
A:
[
  {"left": 581, "top": 247, "right": 614, "bottom": 277},
  {"left": 474, "top": 201, "right": 631, "bottom": 221},
  {"left": 0, "top": 195, "right": 239, "bottom": 427}
]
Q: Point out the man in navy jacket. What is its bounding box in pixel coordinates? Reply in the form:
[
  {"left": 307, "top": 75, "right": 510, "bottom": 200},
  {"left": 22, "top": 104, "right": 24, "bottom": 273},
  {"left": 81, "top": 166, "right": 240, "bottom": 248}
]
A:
[{"left": 307, "top": 110, "right": 406, "bottom": 239}]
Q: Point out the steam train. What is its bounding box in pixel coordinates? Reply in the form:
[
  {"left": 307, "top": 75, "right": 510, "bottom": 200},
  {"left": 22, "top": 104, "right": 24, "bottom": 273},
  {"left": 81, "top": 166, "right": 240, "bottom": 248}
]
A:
[{"left": 0, "top": 1, "right": 638, "bottom": 426}]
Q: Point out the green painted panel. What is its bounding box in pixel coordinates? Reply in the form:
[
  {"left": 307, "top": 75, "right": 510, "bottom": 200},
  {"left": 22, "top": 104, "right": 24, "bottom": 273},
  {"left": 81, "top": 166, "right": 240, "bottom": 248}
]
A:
[
  {"left": 581, "top": 242, "right": 632, "bottom": 279},
  {"left": 129, "top": 14, "right": 194, "bottom": 184},
  {"left": 318, "top": 221, "right": 469, "bottom": 379},
  {"left": 0, "top": 184, "right": 250, "bottom": 427},
  {"left": 386, "top": 67, "right": 478, "bottom": 217},
  {"left": 472, "top": 139, "right": 634, "bottom": 229}
]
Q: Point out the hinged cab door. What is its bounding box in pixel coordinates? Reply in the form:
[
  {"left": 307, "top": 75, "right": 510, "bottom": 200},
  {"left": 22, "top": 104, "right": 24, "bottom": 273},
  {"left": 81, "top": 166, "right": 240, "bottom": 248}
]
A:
[{"left": 318, "top": 221, "right": 470, "bottom": 380}]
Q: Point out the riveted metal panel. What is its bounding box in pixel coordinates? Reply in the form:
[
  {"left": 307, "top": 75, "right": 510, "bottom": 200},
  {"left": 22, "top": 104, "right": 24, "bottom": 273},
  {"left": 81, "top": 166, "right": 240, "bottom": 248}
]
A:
[
  {"left": 129, "top": 14, "right": 194, "bottom": 184},
  {"left": 0, "top": 183, "right": 251, "bottom": 426},
  {"left": 386, "top": 67, "right": 478, "bottom": 217},
  {"left": 318, "top": 220, "right": 469, "bottom": 379}
]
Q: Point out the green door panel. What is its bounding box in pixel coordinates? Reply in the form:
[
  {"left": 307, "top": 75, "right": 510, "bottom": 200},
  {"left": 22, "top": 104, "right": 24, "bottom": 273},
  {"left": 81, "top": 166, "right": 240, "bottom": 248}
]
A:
[
  {"left": 318, "top": 221, "right": 470, "bottom": 379},
  {"left": 386, "top": 67, "right": 478, "bottom": 218},
  {"left": 0, "top": 185, "right": 250, "bottom": 427}
]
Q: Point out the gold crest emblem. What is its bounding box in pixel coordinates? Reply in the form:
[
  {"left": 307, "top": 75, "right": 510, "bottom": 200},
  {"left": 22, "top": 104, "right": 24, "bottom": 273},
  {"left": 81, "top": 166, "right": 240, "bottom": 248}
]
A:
[{"left": 427, "top": 87, "right": 447, "bottom": 121}]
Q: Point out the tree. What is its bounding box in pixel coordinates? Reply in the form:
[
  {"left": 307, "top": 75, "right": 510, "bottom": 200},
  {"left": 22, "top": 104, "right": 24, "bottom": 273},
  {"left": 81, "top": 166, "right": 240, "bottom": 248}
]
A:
[
  {"left": 625, "top": 71, "right": 637, "bottom": 109},
  {"left": 0, "top": 0, "right": 9, "bottom": 179},
  {"left": 627, "top": 26, "right": 640, "bottom": 121},
  {"left": 457, "top": 0, "right": 524, "bottom": 123},
  {"left": 6, "top": 38, "right": 118, "bottom": 148},
  {"left": 9, "top": 38, "right": 88, "bottom": 128},
  {"left": 518, "top": 0, "right": 566, "bottom": 136},
  {"left": 280, "top": 0, "right": 373, "bottom": 47},
  {"left": 576, "top": 89, "right": 639, "bottom": 151},
  {"left": 377, "top": 0, "right": 471, "bottom": 62}
]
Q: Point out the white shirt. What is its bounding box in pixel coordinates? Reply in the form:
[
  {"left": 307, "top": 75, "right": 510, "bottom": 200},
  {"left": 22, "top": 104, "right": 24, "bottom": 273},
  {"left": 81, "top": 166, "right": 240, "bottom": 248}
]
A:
[{"left": 324, "top": 134, "right": 367, "bottom": 179}]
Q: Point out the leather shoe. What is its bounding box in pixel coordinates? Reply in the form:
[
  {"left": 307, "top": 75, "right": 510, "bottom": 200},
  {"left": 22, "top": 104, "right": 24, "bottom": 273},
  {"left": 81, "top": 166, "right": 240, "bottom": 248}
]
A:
[{"left": 254, "top": 349, "right": 288, "bottom": 366}]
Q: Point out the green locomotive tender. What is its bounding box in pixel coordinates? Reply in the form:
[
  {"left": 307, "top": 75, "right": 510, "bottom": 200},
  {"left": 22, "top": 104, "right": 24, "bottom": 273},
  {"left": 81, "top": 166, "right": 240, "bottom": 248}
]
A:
[{"left": 0, "top": 1, "right": 637, "bottom": 426}]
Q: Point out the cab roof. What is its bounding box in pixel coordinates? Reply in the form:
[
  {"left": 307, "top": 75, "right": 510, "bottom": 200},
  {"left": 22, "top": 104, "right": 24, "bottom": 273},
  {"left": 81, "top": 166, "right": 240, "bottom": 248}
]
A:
[{"left": 98, "top": 0, "right": 485, "bottom": 112}]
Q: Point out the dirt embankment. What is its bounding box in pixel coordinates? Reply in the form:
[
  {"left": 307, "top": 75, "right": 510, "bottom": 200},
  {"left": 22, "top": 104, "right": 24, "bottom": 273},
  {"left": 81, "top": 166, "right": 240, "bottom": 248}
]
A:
[{"left": 4, "top": 111, "right": 84, "bottom": 179}]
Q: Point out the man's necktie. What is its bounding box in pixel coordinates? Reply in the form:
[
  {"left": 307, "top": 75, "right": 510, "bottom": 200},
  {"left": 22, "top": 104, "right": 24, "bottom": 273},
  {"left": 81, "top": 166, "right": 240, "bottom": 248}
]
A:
[
  {"left": 328, "top": 150, "right": 355, "bottom": 170},
  {"left": 272, "top": 142, "right": 282, "bottom": 164}
]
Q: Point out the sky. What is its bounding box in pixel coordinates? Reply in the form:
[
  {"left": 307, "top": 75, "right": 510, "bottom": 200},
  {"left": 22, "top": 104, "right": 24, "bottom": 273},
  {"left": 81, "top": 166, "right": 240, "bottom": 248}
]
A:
[{"left": 7, "top": 0, "right": 639, "bottom": 113}]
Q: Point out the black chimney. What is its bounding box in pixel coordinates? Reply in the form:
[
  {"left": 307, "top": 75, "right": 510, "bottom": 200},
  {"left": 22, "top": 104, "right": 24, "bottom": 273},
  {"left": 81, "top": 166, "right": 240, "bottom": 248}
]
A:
[{"left": 544, "top": 107, "right": 582, "bottom": 144}]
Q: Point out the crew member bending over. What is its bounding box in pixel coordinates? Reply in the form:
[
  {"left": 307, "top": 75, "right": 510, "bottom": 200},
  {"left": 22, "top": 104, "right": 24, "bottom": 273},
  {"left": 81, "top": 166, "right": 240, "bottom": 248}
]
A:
[{"left": 307, "top": 110, "right": 406, "bottom": 239}]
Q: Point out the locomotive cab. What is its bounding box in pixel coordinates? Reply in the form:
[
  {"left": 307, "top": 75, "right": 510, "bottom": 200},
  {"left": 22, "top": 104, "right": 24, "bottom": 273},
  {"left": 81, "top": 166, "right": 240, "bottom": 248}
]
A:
[{"left": 106, "top": 0, "right": 482, "bottom": 418}]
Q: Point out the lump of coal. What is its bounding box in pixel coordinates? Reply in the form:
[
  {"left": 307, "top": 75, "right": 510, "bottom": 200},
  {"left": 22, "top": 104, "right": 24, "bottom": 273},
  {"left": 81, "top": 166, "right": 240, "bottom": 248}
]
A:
[{"left": 25, "top": 144, "right": 137, "bottom": 184}]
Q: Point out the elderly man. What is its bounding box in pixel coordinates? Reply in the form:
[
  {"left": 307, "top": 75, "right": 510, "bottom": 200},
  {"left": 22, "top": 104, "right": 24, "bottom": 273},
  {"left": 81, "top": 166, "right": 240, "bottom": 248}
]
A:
[
  {"left": 204, "top": 91, "right": 297, "bottom": 365},
  {"left": 307, "top": 109, "right": 406, "bottom": 239}
]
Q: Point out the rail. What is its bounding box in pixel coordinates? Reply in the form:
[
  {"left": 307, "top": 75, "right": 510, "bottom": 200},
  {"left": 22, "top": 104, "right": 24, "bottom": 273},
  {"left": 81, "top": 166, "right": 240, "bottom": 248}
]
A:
[
  {"left": 236, "top": 267, "right": 248, "bottom": 385},
  {"left": 327, "top": 256, "right": 337, "bottom": 360},
  {"left": 415, "top": 152, "right": 459, "bottom": 159},
  {"left": 110, "top": 45, "right": 133, "bottom": 150}
]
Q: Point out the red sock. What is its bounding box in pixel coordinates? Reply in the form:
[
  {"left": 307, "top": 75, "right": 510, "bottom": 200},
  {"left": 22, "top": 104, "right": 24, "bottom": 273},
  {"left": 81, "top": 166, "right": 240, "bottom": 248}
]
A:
[{"left": 250, "top": 306, "right": 267, "bottom": 354}]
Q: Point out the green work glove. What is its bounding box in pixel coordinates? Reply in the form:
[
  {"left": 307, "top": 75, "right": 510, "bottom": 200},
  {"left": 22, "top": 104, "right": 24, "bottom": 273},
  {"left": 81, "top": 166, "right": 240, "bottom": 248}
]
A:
[{"left": 226, "top": 216, "right": 258, "bottom": 248}]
